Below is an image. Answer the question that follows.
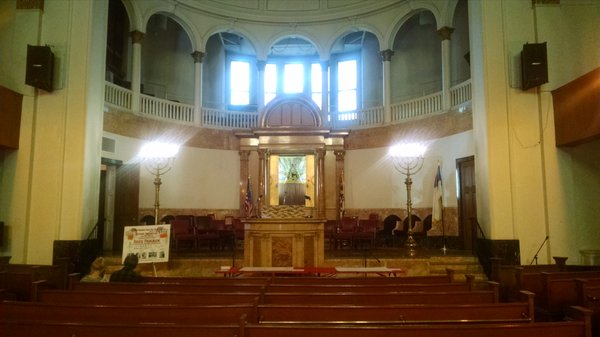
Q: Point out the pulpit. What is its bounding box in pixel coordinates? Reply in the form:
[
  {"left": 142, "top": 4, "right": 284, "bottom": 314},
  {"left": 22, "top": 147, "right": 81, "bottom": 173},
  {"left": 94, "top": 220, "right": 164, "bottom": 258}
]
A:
[{"left": 242, "top": 217, "right": 325, "bottom": 268}]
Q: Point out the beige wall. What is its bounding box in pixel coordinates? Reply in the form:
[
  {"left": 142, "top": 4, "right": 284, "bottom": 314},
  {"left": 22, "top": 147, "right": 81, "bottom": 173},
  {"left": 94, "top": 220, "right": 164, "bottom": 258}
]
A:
[
  {"left": 0, "top": 1, "right": 107, "bottom": 263},
  {"left": 470, "top": 0, "right": 600, "bottom": 264}
]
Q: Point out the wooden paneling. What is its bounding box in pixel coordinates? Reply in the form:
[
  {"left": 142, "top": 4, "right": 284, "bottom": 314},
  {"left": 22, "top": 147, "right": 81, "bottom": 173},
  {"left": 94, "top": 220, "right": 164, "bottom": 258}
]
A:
[
  {"left": 0, "top": 86, "right": 23, "bottom": 149},
  {"left": 552, "top": 67, "right": 600, "bottom": 147}
]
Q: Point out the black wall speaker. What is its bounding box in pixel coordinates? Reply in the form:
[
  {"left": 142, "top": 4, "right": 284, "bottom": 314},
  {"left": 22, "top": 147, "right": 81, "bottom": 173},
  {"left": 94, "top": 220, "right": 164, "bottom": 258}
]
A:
[
  {"left": 521, "top": 42, "right": 548, "bottom": 90},
  {"left": 25, "top": 45, "right": 54, "bottom": 92}
]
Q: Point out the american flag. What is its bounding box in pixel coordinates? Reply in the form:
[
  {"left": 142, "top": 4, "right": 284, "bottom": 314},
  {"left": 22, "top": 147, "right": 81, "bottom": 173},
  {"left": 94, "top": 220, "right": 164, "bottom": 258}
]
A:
[{"left": 244, "top": 176, "right": 253, "bottom": 218}]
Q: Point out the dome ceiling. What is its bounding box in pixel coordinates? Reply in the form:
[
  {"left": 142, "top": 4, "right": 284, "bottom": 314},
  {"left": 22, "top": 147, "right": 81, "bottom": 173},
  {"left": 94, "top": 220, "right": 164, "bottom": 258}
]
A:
[{"left": 172, "top": 0, "right": 404, "bottom": 23}]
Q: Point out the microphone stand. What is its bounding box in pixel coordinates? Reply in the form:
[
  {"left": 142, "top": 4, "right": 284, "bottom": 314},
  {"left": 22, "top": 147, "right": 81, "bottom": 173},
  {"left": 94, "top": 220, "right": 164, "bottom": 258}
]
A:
[{"left": 530, "top": 236, "right": 549, "bottom": 265}]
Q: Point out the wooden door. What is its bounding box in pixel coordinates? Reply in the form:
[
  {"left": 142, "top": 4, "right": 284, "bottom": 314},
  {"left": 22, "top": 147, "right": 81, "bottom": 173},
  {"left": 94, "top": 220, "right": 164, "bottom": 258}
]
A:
[
  {"left": 457, "top": 156, "right": 477, "bottom": 251},
  {"left": 113, "top": 163, "right": 140, "bottom": 252}
]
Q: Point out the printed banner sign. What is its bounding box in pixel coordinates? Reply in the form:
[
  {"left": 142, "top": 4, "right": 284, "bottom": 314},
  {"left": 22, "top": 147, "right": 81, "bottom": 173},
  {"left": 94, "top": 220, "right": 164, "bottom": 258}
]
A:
[{"left": 122, "top": 225, "right": 170, "bottom": 263}]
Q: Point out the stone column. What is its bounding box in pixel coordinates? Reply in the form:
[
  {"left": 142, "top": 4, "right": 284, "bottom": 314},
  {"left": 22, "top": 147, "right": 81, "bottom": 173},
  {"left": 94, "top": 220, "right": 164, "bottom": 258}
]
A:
[
  {"left": 320, "top": 60, "right": 329, "bottom": 125},
  {"left": 381, "top": 49, "right": 394, "bottom": 124},
  {"left": 191, "top": 51, "right": 205, "bottom": 125},
  {"left": 438, "top": 26, "right": 455, "bottom": 111},
  {"left": 239, "top": 150, "right": 250, "bottom": 214},
  {"left": 257, "top": 149, "right": 268, "bottom": 209},
  {"left": 316, "top": 149, "right": 326, "bottom": 218},
  {"left": 130, "top": 30, "right": 144, "bottom": 113},
  {"left": 334, "top": 150, "right": 345, "bottom": 222}
]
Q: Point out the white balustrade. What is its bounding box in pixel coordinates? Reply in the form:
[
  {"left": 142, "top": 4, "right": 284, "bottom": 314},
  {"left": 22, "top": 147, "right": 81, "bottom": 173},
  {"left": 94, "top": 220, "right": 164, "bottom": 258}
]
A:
[
  {"left": 105, "top": 82, "right": 132, "bottom": 110},
  {"left": 450, "top": 79, "right": 472, "bottom": 107},
  {"left": 104, "top": 79, "right": 471, "bottom": 130}
]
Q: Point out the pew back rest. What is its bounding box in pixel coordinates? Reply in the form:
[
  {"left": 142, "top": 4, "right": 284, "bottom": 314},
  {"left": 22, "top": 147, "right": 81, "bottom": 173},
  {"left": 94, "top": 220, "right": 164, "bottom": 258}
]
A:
[
  {"left": 0, "top": 301, "right": 257, "bottom": 324},
  {"left": 256, "top": 302, "right": 533, "bottom": 323},
  {"left": 265, "top": 282, "right": 472, "bottom": 293},
  {"left": 72, "top": 281, "right": 267, "bottom": 293},
  {"left": 262, "top": 290, "right": 498, "bottom": 305},
  {"left": 37, "top": 289, "right": 261, "bottom": 305}
]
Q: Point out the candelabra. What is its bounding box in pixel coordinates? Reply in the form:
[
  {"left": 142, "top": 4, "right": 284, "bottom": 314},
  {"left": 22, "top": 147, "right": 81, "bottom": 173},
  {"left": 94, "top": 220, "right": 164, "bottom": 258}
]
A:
[
  {"left": 390, "top": 143, "right": 426, "bottom": 256},
  {"left": 139, "top": 142, "right": 180, "bottom": 225}
]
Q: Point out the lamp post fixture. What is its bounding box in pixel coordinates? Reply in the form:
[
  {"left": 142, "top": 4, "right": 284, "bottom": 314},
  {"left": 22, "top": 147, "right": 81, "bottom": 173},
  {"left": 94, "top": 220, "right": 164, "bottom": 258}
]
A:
[
  {"left": 139, "top": 141, "right": 180, "bottom": 225},
  {"left": 390, "top": 143, "right": 426, "bottom": 256}
]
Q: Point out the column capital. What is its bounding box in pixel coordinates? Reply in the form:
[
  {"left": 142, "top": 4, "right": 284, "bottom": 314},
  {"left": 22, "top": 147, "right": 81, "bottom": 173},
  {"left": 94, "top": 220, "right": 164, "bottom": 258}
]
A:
[
  {"left": 320, "top": 60, "right": 329, "bottom": 69},
  {"left": 334, "top": 150, "right": 345, "bottom": 161},
  {"left": 316, "top": 148, "right": 326, "bottom": 159},
  {"left": 130, "top": 30, "right": 145, "bottom": 44},
  {"left": 380, "top": 49, "right": 394, "bottom": 62},
  {"left": 256, "top": 60, "right": 266, "bottom": 71},
  {"left": 239, "top": 150, "right": 250, "bottom": 161},
  {"left": 437, "top": 26, "right": 455, "bottom": 41},
  {"left": 191, "top": 51, "right": 205, "bottom": 63},
  {"left": 257, "top": 148, "right": 268, "bottom": 159}
]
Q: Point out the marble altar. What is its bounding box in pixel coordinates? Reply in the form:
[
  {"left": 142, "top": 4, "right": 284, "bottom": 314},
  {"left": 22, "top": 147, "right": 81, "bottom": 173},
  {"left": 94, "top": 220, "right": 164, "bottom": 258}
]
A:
[{"left": 242, "top": 218, "right": 325, "bottom": 267}]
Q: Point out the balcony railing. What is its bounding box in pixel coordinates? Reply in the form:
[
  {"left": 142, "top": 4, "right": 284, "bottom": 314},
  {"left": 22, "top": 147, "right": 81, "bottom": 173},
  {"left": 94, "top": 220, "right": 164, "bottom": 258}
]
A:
[{"left": 104, "top": 79, "right": 471, "bottom": 130}]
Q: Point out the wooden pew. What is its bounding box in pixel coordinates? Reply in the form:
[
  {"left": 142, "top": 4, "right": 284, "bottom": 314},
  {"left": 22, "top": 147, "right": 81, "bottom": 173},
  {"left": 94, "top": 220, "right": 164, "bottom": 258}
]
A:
[
  {"left": 1, "top": 263, "right": 68, "bottom": 289},
  {"left": 71, "top": 281, "right": 267, "bottom": 293},
  {"left": 0, "top": 320, "right": 240, "bottom": 337},
  {"left": 1, "top": 306, "right": 592, "bottom": 337},
  {"left": 68, "top": 273, "right": 271, "bottom": 288},
  {"left": 534, "top": 271, "right": 600, "bottom": 320},
  {"left": 0, "top": 300, "right": 258, "bottom": 324},
  {"left": 240, "top": 306, "right": 593, "bottom": 337},
  {"left": 265, "top": 282, "right": 475, "bottom": 293},
  {"left": 142, "top": 275, "right": 271, "bottom": 284},
  {"left": 257, "top": 303, "right": 533, "bottom": 324},
  {"left": 0, "top": 272, "right": 36, "bottom": 301},
  {"left": 36, "top": 289, "right": 261, "bottom": 305},
  {"left": 494, "top": 261, "right": 600, "bottom": 301},
  {"left": 575, "top": 278, "right": 600, "bottom": 336},
  {"left": 261, "top": 289, "right": 499, "bottom": 305},
  {"left": 269, "top": 270, "right": 456, "bottom": 284},
  {"left": 516, "top": 269, "right": 600, "bottom": 299},
  {"left": 257, "top": 291, "right": 534, "bottom": 324}
]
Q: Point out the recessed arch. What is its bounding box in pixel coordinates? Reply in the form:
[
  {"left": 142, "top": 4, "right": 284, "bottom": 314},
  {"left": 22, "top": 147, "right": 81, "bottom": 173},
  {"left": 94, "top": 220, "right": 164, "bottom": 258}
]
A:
[{"left": 260, "top": 94, "right": 322, "bottom": 128}]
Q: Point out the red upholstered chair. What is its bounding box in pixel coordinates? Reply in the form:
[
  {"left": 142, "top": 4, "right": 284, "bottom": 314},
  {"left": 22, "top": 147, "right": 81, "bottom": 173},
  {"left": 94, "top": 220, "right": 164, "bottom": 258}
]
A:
[
  {"left": 170, "top": 219, "right": 196, "bottom": 251},
  {"left": 232, "top": 218, "right": 244, "bottom": 243},
  {"left": 324, "top": 220, "right": 337, "bottom": 250},
  {"left": 333, "top": 216, "right": 358, "bottom": 250},
  {"left": 354, "top": 218, "right": 378, "bottom": 249},
  {"left": 194, "top": 215, "right": 220, "bottom": 250},
  {"left": 214, "top": 219, "right": 235, "bottom": 250}
]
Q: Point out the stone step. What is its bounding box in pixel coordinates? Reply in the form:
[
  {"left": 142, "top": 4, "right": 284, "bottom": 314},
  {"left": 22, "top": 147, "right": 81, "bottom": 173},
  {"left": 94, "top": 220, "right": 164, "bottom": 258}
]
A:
[{"left": 428, "top": 255, "right": 488, "bottom": 282}]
